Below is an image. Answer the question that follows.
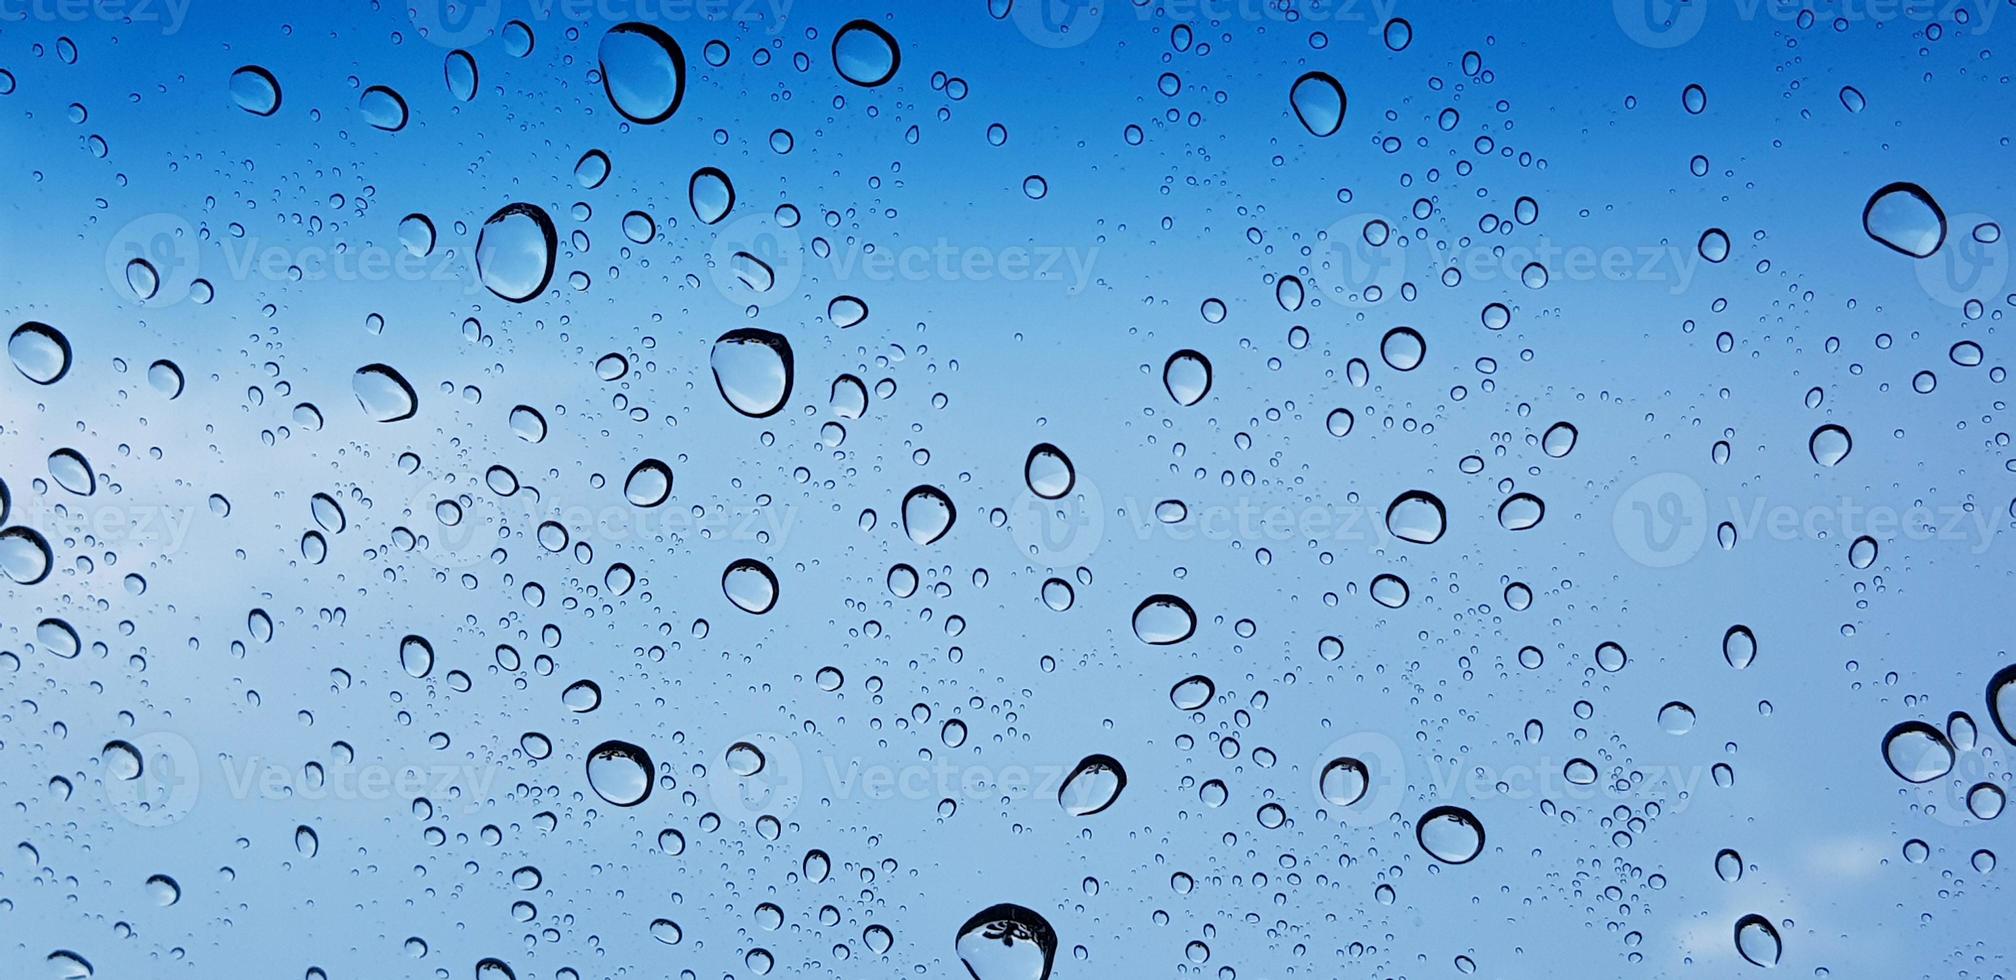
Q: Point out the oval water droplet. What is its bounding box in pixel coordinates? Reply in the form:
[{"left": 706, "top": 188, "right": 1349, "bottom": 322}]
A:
[
  {"left": 1734, "top": 915, "right": 1781, "bottom": 968},
  {"left": 10, "top": 322, "right": 72, "bottom": 384},
  {"left": 352, "top": 364, "right": 417, "bottom": 422},
  {"left": 1058, "top": 754, "right": 1126, "bottom": 816},
  {"left": 1132, "top": 594, "right": 1196, "bottom": 645},
  {"left": 1386, "top": 490, "right": 1446, "bottom": 544},
  {"left": 711, "top": 328, "right": 794, "bottom": 417},
  {"left": 1163, "top": 349, "right": 1212, "bottom": 406},
  {"left": 1416, "top": 806, "right": 1484, "bottom": 864},
  {"left": 1319, "top": 758, "right": 1369, "bottom": 806},
  {"left": 955, "top": 904, "right": 1057, "bottom": 980},
  {"left": 474, "top": 203, "right": 557, "bottom": 303},
  {"left": 1290, "top": 71, "right": 1346, "bottom": 137},
  {"left": 722, "top": 558, "right": 779, "bottom": 614},
  {"left": 399, "top": 635, "right": 434, "bottom": 678},
  {"left": 1170, "top": 675, "right": 1214, "bottom": 710},
  {"left": 1809, "top": 424, "right": 1852, "bottom": 466},
  {"left": 623, "top": 459, "right": 673, "bottom": 507},
  {"left": 689, "top": 167, "right": 734, "bottom": 224},
  {"left": 359, "top": 85, "right": 409, "bottom": 131},
  {"left": 229, "top": 65, "right": 280, "bottom": 115},
  {"left": 832, "top": 20, "right": 900, "bottom": 87},
  {"left": 1024, "top": 444, "right": 1075, "bottom": 499},
  {"left": 0, "top": 527, "right": 53, "bottom": 585},
  {"left": 1882, "top": 720, "right": 1955, "bottom": 783},
  {"left": 1542, "top": 422, "right": 1578, "bottom": 457},
  {"left": 599, "top": 23, "right": 685, "bottom": 124},
  {"left": 1862, "top": 181, "right": 1945, "bottom": 257},
  {"left": 902, "top": 485, "right": 956, "bottom": 545}
]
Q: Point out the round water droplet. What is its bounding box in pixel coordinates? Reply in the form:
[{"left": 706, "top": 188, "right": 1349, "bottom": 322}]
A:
[
  {"left": 1542, "top": 422, "right": 1578, "bottom": 457},
  {"left": 1386, "top": 490, "right": 1446, "bottom": 544},
  {"left": 1497, "top": 493, "right": 1544, "bottom": 531},
  {"left": 1163, "top": 349, "right": 1212, "bottom": 406},
  {"left": 1863, "top": 181, "right": 1946, "bottom": 257},
  {"left": 832, "top": 20, "right": 900, "bottom": 87},
  {"left": 352, "top": 364, "right": 417, "bottom": 422},
  {"left": 955, "top": 904, "right": 1057, "bottom": 980},
  {"left": 722, "top": 558, "right": 779, "bottom": 614},
  {"left": 508, "top": 405, "right": 547, "bottom": 443},
  {"left": 399, "top": 635, "right": 434, "bottom": 678},
  {"left": 145, "top": 873, "right": 180, "bottom": 906},
  {"left": 574, "top": 148, "right": 610, "bottom": 189},
  {"left": 1383, "top": 17, "right": 1412, "bottom": 50},
  {"left": 1319, "top": 758, "right": 1369, "bottom": 805},
  {"left": 1058, "top": 754, "right": 1125, "bottom": 815},
  {"left": 901, "top": 485, "right": 956, "bottom": 545},
  {"left": 474, "top": 203, "right": 557, "bottom": 303},
  {"left": 711, "top": 328, "right": 794, "bottom": 417},
  {"left": 725, "top": 740, "right": 766, "bottom": 776},
  {"left": 1170, "top": 675, "right": 1214, "bottom": 710},
  {"left": 1290, "top": 71, "right": 1346, "bottom": 137},
  {"left": 586, "top": 739, "right": 654, "bottom": 806},
  {"left": 1882, "top": 720, "right": 1955, "bottom": 783},
  {"left": 147, "top": 359, "right": 183, "bottom": 398},
  {"left": 1659, "top": 701, "right": 1696, "bottom": 735},
  {"left": 1988, "top": 664, "right": 2016, "bottom": 746},
  {"left": 624, "top": 459, "right": 673, "bottom": 507},
  {"left": 827, "top": 295, "right": 868, "bottom": 328},
  {"left": 1697, "top": 228, "right": 1730, "bottom": 262},
  {"left": 398, "top": 213, "right": 436, "bottom": 257},
  {"left": 1848, "top": 535, "right": 1878, "bottom": 569},
  {"left": 229, "top": 65, "right": 281, "bottom": 115},
  {"left": 1380, "top": 326, "right": 1425, "bottom": 370},
  {"left": 1416, "top": 806, "right": 1484, "bottom": 864},
  {"left": 599, "top": 23, "right": 686, "bottom": 124},
  {"left": 1132, "top": 594, "right": 1196, "bottom": 644},
  {"left": 1024, "top": 443, "right": 1075, "bottom": 499},
  {"left": 0, "top": 527, "right": 53, "bottom": 585},
  {"left": 1809, "top": 424, "right": 1852, "bottom": 466},
  {"left": 10, "top": 322, "right": 72, "bottom": 384}
]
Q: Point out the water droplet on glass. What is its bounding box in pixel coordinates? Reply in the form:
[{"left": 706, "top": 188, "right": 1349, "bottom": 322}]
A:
[
  {"left": 1132, "top": 594, "right": 1196, "bottom": 644},
  {"left": 474, "top": 203, "right": 557, "bottom": 303},
  {"left": 1882, "top": 720, "right": 1955, "bottom": 783},
  {"left": 1163, "top": 349, "right": 1212, "bottom": 406},
  {"left": 832, "top": 20, "right": 900, "bottom": 87},
  {"left": 359, "top": 85, "right": 409, "bottom": 131},
  {"left": 1024, "top": 444, "right": 1075, "bottom": 499},
  {"left": 1058, "top": 754, "right": 1125, "bottom": 815},
  {"left": 1862, "top": 181, "right": 1946, "bottom": 257},
  {"left": 1290, "top": 71, "right": 1346, "bottom": 137},
  {"left": 586, "top": 740, "right": 653, "bottom": 806},
  {"left": 352, "top": 364, "right": 417, "bottom": 422},
  {"left": 955, "top": 904, "right": 1057, "bottom": 980},
  {"left": 1416, "top": 806, "right": 1484, "bottom": 864},
  {"left": 623, "top": 459, "right": 673, "bottom": 507},
  {"left": 1734, "top": 914, "right": 1781, "bottom": 968},
  {"left": 689, "top": 167, "right": 734, "bottom": 224},
  {"left": 722, "top": 558, "right": 779, "bottom": 614},
  {"left": 711, "top": 328, "right": 794, "bottom": 417},
  {"left": 599, "top": 23, "right": 686, "bottom": 124},
  {"left": 10, "top": 322, "right": 72, "bottom": 385},
  {"left": 1809, "top": 424, "right": 1852, "bottom": 466},
  {"left": 229, "top": 65, "right": 280, "bottom": 115},
  {"left": 901, "top": 485, "right": 956, "bottom": 545}
]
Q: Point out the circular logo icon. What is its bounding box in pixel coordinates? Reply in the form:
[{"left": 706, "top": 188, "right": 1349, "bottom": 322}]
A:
[
  {"left": 708, "top": 731, "right": 803, "bottom": 823},
  {"left": 1010, "top": 0, "right": 1104, "bottom": 49},
  {"left": 1916, "top": 743, "right": 1996, "bottom": 828},
  {"left": 1311, "top": 731, "right": 1406, "bottom": 828},
  {"left": 1917, "top": 212, "right": 2008, "bottom": 309},
  {"left": 1006, "top": 477, "right": 1105, "bottom": 568},
  {"left": 105, "top": 731, "right": 200, "bottom": 827},
  {"left": 1310, "top": 212, "right": 1413, "bottom": 308},
  {"left": 1614, "top": 0, "right": 1708, "bottom": 48},
  {"left": 708, "top": 214, "right": 805, "bottom": 308},
  {"left": 105, "top": 212, "right": 199, "bottom": 308},
  {"left": 408, "top": 472, "right": 544, "bottom": 570},
  {"left": 406, "top": 0, "right": 503, "bottom": 48},
  {"left": 1612, "top": 471, "right": 1708, "bottom": 568}
]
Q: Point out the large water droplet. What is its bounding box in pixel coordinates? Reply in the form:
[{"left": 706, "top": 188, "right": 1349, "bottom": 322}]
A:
[
  {"left": 1809, "top": 424, "right": 1852, "bottom": 466},
  {"left": 474, "top": 203, "right": 557, "bottom": 303},
  {"left": 1882, "top": 720, "right": 1955, "bottom": 783},
  {"left": 352, "top": 364, "right": 417, "bottom": 422},
  {"left": 902, "top": 485, "right": 956, "bottom": 545},
  {"left": 1989, "top": 664, "right": 2016, "bottom": 746},
  {"left": 1024, "top": 444, "right": 1075, "bottom": 499},
  {"left": 229, "top": 65, "right": 280, "bottom": 115},
  {"left": 1734, "top": 914, "right": 1782, "bottom": 968},
  {"left": 1723, "top": 625, "right": 1756, "bottom": 669},
  {"left": 1415, "top": 806, "right": 1484, "bottom": 864},
  {"left": 1132, "top": 594, "right": 1196, "bottom": 644},
  {"left": 711, "top": 328, "right": 794, "bottom": 417},
  {"left": 399, "top": 635, "right": 434, "bottom": 678},
  {"left": 722, "top": 558, "right": 779, "bottom": 614},
  {"left": 47, "top": 449, "right": 94, "bottom": 496},
  {"left": 1163, "top": 349, "right": 1212, "bottom": 406},
  {"left": 1319, "top": 758, "right": 1369, "bottom": 806},
  {"left": 1290, "top": 71, "right": 1345, "bottom": 137},
  {"left": 689, "top": 167, "right": 734, "bottom": 224},
  {"left": 1058, "top": 754, "right": 1126, "bottom": 815},
  {"left": 10, "top": 322, "right": 72, "bottom": 384},
  {"left": 1170, "top": 675, "right": 1214, "bottom": 710},
  {"left": 586, "top": 740, "right": 654, "bottom": 806},
  {"left": 359, "top": 85, "right": 408, "bottom": 131},
  {"left": 599, "top": 23, "right": 685, "bottom": 124},
  {"left": 1386, "top": 490, "right": 1446, "bottom": 544},
  {"left": 832, "top": 20, "right": 900, "bottom": 87},
  {"left": 1862, "top": 181, "right": 1945, "bottom": 257},
  {"left": 955, "top": 904, "right": 1058, "bottom": 980},
  {"left": 0, "top": 527, "right": 53, "bottom": 584},
  {"left": 623, "top": 459, "right": 673, "bottom": 507}
]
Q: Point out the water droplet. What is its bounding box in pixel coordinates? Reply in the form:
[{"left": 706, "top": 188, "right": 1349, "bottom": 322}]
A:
[
  {"left": 1659, "top": 701, "right": 1696, "bottom": 735},
  {"left": 832, "top": 20, "right": 900, "bottom": 87},
  {"left": 1839, "top": 85, "right": 1866, "bottom": 112},
  {"left": 1986, "top": 664, "right": 2016, "bottom": 746},
  {"left": 1723, "top": 625, "right": 1757, "bottom": 669},
  {"left": 1416, "top": 806, "right": 1484, "bottom": 864},
  {"left": 1497, "top": 493, "right": 1545, "bottom": 531},
  {"left": 1697, "top": 227, "right": 1730, "bottom": 262},
  {"left": 1862, "top": 182, "right": 1946, "bottom": 257},
  {"left": 901, "top": 485, "right": 956, "bottom": 545},
  {"left": 229, "top": 65, "right": 280, "bottom": 115},
  {"left": 1809, "top": 424, "right": 1852, "bottom": 466},
  {"left": 1882, "top": 720, "right": 1955, "bottom": 783},
  {"left": 0, "top": 527, "right": 53, "bottom": 585},
  {"left": 1382, "top": 17, "right": 1412, "bottom": 50},
  {"left": 586, "top": 740, "right": 654, "bottom": 806},
  {"left": 352, "top": 364, "right": 417, "bottom": 422},
  {"left": 827, "top": 295, "right": 868, "bottom": 328},
  {"left": 689, "top": 167, "right": 734, "bottom": 224},
  {"left": 399, "top": 635, "right": 434, "bottom": 678},
  {"left": 1132, "top": 594, "right": 1196, "bottom": 644},
  {"left": 1290, "top": 71, "right": 1346, "bottom": 137},
  {"left": 1058, "top": 754, "right": 1125, "bottom": 815},
  {"left": 1380, "top": 326, "right": 1426, "bottom": 370},
  {"left": 1733, "top": 914, "right": 1781, "bottom": 968},
  {"left": 125, "top": 258, "right": 158, "bottom": 300},
  {"left": 599, "top": 23, "right": 686, "bottom": 124},
  {"left": 474, "top": 203, "right": 557, "bottom": 303},
  {"left": 1163, "top": 349, "right": 1212, "bottom": 406},
  {"left": 46, "top": 449, "right": 94, "bottom": 496},
  {"left": 711, "top": 328, "right": 794, "bottom": 417},
  {"left": 445, "top": 50, "right": 478, "bottom": 102},
  {"left": 1319, "top": 758, "right": 1369, "bottom": 805},
  {"left": 10, "top": 322, "right": 72, "bottom": 384},
  {"left": 359, "top": 85, "right": 408, "bottom": 131},
  {"left": 1170, "top": 675, "right": 1214, "bottom": 710},
  {"left": 1386, "top": 490, "right": 1446, "bottom": 544},
  {"left": 1024, "top": 444, "right": 1075, "bottom": 499},
  {"left": 398, "top": 213, "right": 436, "bottom": 257},
  {"left": 1848, "top": 535, "right": 1878, "bottom": 569},
  {"left": 574, "top": 148, "right": 610, "bottom": 189},
  {"left": 722, "top": 558, "right": 779, "bottom": 613},
  {"left": 623, "top": 459, "right": 673, "bottom": 507},
  {"left": 145, "top": 873, "right": 180, "bottom": 906},
  {"left": 1542, "top": 422, "right": 1578, "bottom": 457},
  {"left": 956, "top": 904, "right": 1058, "bottom": 980}
]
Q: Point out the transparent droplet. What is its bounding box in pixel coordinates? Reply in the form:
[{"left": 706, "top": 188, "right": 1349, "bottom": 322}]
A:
[
  {"left": 1132, "top": 594, "right": 1196, "bottom": 644},
  {"left": 1416, "top": 806, "right": 1484, "bottom": 864},
  {"left": 1024, "top": 444, "right": 1075, "bottom": 499},
  {"left": 1058, "top": 754, "right": 1125, "bottom": 816},
  {"left": 1881, "top": 720, "right": 1955, "bottom": 783},
  {"left": 1862, "top": 181, "right": 1946, "bottom": 257},
  {"left": 352, "top": 364, "right": 417, "bottom": 422},
  {"left": 832, "top": 20, "right": 900, "bottom": 87},
  {"left": 228, "top": 65, "right": 281, "bottom": 115},
  {"left": 722, "top": 558, "right": 779, "bottom": 614},
  {"left": 599, "top": 23, "right": 686, "bottom": 124},
  {"left": 585, "top": 740, "right": 654, "bottom": 806},
  {"left": 902, "top": 485, "right": 956, "bottom": 545},
  {"left": 1289, "top": 71, "right": 1346, "bottom": 137},
  {"left": 711, "top": 328, "right": 794, "bottom": 417},
  {"left": 474, "top": 203, "right": 558, "bottom": 303},
  {"left": 1163, "top": 349, "right": 1212, "bottom": 406}
]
